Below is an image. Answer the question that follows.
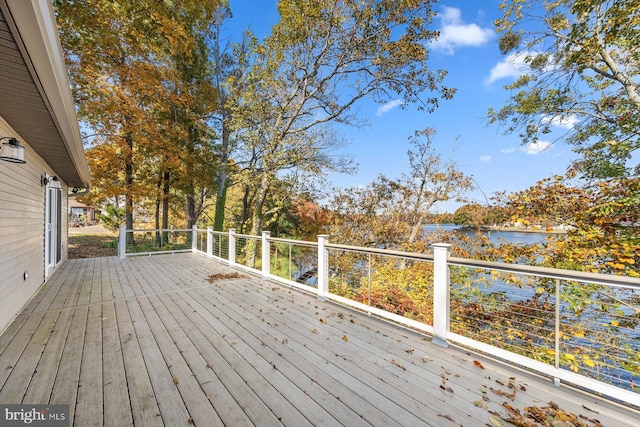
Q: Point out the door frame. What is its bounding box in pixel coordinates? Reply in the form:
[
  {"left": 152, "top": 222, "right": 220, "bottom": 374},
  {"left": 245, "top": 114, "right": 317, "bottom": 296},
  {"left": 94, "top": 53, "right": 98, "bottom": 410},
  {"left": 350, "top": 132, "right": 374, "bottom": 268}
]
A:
[{"left": 45, "top": 178, "right": 62, "bottom": 277}]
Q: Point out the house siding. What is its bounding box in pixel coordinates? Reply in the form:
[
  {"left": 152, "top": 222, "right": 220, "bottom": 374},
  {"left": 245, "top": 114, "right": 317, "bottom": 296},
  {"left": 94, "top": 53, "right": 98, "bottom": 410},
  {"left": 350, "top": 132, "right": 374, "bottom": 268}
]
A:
[{"left": 0, "top": 119, "right": 68, "bottom": 333}]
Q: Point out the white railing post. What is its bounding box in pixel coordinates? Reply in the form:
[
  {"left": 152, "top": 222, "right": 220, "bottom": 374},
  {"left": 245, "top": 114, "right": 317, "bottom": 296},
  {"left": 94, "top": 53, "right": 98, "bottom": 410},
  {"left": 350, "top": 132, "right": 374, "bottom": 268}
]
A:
[
  {"left": 206, "top": 226, "right": 213, "bottom": 257},
  {"left": 317, "top": 235, "right": 329, "bottom": 301},
  {"left": 261, "top": 231, "right": 271, "bottom": 279},
  {"left": 228, "top": 228, "right": 236, "bottom": 266},
  {"left": 192, "top": 226, "right": 198, "bottom": 252},
  {"left": 118, "top": 224, "right": 126, "bottom": 259},
  {"left": 432, "top": 243, "right": 451, "bottom": 347}
]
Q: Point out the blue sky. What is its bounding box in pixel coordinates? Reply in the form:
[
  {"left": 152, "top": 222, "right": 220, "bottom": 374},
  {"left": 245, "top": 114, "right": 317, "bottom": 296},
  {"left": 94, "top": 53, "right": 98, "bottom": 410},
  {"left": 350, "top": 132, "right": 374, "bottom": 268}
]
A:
[{"left": 226, "top": 0, "right": 577, "bottom": 212}]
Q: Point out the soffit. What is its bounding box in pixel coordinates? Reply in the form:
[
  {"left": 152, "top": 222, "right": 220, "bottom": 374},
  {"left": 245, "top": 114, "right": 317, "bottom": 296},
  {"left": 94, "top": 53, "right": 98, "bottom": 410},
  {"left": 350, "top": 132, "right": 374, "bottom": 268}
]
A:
[{"left": 0, "top": 2, "right": 85, "bottom": 187}]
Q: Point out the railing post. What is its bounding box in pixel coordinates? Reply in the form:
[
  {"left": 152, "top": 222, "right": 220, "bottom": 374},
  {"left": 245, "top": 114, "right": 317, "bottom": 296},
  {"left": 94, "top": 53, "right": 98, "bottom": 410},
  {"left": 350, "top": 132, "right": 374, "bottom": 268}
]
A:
[
  {"left": 228, "top": 228, "right": 236, "bottom": 266},
  {"left": 192, "top": 226, "right": 198, "bottom": 252},
  {"left": 432, "top": 243, "right": 451, "bottom": 347},
  {"left": 118, "top": 224, "right": 126, "bottom": 259},
  {"left": 317, "top": 235, "right": 329, "bottom": 301},
  {"left": 261, "top": 231, "right": 271, "bottom": 279},
  {"left": 206, "top": 226, "right": 213, "bottom": 257}
]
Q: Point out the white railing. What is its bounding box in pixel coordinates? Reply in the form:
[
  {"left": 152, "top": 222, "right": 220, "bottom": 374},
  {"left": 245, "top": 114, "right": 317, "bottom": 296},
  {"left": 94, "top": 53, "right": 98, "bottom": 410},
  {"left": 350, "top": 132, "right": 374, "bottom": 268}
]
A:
[{"left": 123, "top": 226, "right": 640, "bottom": 407}]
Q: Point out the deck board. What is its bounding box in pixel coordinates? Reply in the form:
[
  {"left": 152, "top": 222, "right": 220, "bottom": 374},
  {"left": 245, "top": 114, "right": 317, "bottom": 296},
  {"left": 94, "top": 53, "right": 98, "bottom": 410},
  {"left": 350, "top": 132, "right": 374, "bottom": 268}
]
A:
[
  {"left": 0, "top": 310, "right": 59, "bottom": 402},
  {"left": 102, "top": 300, "right": 134, "bottom": 427},
  {"left": 202, "top": 277, "right": 491, "bottom": 425},
  {"left": 126, "top": 297, "right": 192, "bottom": 427},
  {"left": 114, "top": 299, "right": 163, "bottom": 427},
  {"left": 23, "top": 308, "right": 73, "bottom": 404},
  {"left": 49, "top": 304, "right": 88, "bottom": 423},
  {"left": 74, "top": 302, "right": 103, "bottom": 427},
  {"left": 0, "top": 253, "right": 637, "bottom": 426}
]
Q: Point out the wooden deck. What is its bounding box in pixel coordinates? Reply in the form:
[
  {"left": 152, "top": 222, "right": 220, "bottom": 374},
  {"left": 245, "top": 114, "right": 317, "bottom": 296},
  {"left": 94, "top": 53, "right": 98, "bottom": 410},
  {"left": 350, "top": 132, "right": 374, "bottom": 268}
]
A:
[{"left": 0, "top": 253, "right": 637, "bottom": 426}]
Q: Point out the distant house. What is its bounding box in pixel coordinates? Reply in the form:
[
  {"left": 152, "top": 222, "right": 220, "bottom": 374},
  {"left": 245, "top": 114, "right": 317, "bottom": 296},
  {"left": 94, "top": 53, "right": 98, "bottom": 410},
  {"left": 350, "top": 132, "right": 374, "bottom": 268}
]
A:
[
  {"left": 69, "top": 197, "right": 98, "bottom": 225},
  {"left": 0, "top": 0, "right": 91, "bottom": 332}
]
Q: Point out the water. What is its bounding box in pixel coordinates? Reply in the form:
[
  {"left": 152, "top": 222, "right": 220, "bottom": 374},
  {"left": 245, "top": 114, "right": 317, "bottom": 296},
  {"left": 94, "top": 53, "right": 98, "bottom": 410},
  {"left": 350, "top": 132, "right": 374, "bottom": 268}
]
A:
[{"left": 424, "top": 223, "right": 551, "bottom": 245}]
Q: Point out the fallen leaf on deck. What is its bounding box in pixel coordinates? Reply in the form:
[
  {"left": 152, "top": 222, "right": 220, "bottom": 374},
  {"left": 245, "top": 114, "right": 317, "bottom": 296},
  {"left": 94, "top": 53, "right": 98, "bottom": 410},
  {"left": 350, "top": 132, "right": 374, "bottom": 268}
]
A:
[
  {"left": 207, "top": 272, "right": 244, "bottom": 283},
  {"left": 173, "top": 377, "right": 179, "bottom": 384},
  {"left": 498, "top": 401, "right": 593, "bottom": 426},
  {"left": 437, "top": 414, "right": 454, "bottom": 422},
  {"left": 319, "top": 318, "right": 327, "bottom": 324},
  {"left": 206, "top": 363, "right": 212, "bottom": 368},
  {"left": 311, "top": 328, "right": 318, "bottom": 333},
  {"left": 421, "top": 356, "right": 432, "bottom": 363},
  {"left": 473, "top": 400, "right": 487, "bottom": 408},
  {"left": 473, "top": 360, "right": 485, "bottom": 369},
  {"left": 488, "top": 415, "right": 510, "bottom": 426},
  {"left": 581, "top": 404, "right": 599, "bottom": 414},
  {"left": 391, "top": 359, "right": 406, "bottom": 370},
  {"left": 404, "top": 348, "right": 415, "bottom": 354},
  {"left": 342, "top": 335, "right": 348, "bottom": 341},
  {"left": 490, "top": 387, "right": 503, "bottom": 396}
]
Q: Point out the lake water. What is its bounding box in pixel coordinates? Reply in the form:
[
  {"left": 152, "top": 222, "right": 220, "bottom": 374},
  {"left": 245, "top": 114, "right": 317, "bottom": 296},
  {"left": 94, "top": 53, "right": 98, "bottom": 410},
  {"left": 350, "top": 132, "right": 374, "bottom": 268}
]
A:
[{"left": 424, "top": 223, "right": 551, "bottom": 245}]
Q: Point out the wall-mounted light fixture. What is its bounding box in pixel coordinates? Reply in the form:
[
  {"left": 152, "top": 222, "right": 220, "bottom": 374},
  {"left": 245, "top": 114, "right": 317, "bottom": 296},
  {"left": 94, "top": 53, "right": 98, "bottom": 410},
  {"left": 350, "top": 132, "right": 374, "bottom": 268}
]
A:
[
  {"left": 41, "top": 174, "right": 58, "bottom": 186},
  {"left": 0, "top": 137, "right": 26, "bottom": 164}
]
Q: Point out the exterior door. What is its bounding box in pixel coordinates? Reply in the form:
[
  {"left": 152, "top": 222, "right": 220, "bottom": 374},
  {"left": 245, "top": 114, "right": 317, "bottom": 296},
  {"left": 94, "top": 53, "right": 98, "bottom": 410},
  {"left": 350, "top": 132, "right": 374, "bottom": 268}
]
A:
[{"left": 45, "top": 183, "right": 62, "bottom": 276}]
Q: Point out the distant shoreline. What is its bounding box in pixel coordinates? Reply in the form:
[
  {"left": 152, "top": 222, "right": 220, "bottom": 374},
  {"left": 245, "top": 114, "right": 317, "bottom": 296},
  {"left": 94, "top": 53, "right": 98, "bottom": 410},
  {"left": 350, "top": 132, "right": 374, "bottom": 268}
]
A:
[{"left": 466, "top": 225, "right": 567, "bottom": 234}]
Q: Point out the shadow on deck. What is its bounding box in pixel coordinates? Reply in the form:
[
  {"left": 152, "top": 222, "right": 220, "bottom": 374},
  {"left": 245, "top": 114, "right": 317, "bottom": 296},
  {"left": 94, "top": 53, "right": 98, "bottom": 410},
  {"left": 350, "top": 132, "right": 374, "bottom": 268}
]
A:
[{"left": 0, "top": 254, "right": 637, "bottom": 426}]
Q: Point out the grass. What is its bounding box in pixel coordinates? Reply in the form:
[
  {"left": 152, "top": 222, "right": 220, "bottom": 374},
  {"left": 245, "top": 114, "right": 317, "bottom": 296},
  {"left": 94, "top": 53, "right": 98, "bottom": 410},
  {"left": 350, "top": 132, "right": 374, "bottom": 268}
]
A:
[{"left": 68, "top": 234, "right": 118, "bottom": 258}]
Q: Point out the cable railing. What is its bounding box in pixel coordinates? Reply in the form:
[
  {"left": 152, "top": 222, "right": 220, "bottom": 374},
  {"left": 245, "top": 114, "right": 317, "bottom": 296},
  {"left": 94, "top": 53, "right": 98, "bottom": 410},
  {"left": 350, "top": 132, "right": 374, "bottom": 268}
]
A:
[
  {"left": 119, "top": 227, "right": 640, "bottom": 407},
  {"left": 117, "top": 227, "right": 193, "bottom": 256}
]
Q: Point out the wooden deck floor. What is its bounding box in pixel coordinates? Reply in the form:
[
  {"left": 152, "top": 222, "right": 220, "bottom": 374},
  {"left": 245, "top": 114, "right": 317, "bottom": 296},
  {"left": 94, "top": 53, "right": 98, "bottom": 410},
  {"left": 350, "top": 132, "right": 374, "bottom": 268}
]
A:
[{"left": 0, "top": 253, "right": 637, "bottom": 426}]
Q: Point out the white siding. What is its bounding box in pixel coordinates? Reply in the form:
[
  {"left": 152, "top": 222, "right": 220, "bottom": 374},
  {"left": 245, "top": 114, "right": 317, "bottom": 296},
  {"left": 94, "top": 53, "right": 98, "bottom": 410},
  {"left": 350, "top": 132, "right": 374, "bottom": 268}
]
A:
[{"left": 0, "top": 120, "right": 68, "bottom": 333}]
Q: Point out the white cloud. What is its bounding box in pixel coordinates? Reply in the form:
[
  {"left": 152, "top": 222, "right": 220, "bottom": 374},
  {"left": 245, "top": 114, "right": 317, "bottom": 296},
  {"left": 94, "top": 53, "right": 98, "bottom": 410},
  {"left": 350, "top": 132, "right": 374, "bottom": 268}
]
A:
[
  {"left": 521, "top": 141, "right": 552, "bottom": 155},
  {"left": 541, "top": 114, "right": 579, "bottom": 130},
  {"left": 486, "top": 52, "right": 530, "bottom": 84},
  {"left": 376, "top": 99, "right": 402, "bottom": 116},
  {"left": 431, "top": 7, "right": 493, "bottom": 55},
  {"left": 479, "top": 155, "right": 492, "bottom": 163},
  {"left": 500, "top": 147, "right": 516, "bottom": 153}
]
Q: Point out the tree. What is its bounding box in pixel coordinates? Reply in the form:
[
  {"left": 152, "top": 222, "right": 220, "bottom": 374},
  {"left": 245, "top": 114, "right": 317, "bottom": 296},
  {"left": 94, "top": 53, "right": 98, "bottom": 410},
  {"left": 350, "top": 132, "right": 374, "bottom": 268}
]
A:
[
  {"left": 505, "top": 175, "right": 639, "bottom": 276},
  {"left": 208, "top": 11, "right": 255, "bottom": 231},
  {"left": 242, "top": 0, "right": 455, "bottom": 239},
  {"left": 328, "top": 130, "right": 472, "bottom": 250},
  {"left": 453, "top": 203, "right": 487, "bottom": 227},
  {"left": 489, "top": 0, "right": 640, "bottom": 179},
  {"left": 55, "top": 0, "right": 220, "bottom": 231}
]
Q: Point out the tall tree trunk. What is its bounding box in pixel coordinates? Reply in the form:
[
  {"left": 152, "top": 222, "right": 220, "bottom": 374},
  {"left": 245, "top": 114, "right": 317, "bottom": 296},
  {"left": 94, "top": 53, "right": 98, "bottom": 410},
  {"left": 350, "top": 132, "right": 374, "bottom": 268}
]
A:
[
  {"left": 240, "top": 184, "right": 252, "bottom": 234},
  {"left": 247, "top": 173, "right": 271, "bottom": 267},
  {"left": 186, "top": 179, "right": 196, "bottom": 229},
  {"left": 162, "top": 169, "right": 170, "bottom": 245},
  {"left": 125, "top": 133, "right": 134, "bottom": 244},
  {"left": 213, "top": 181, "right": 228, "bottom": 230},
  {"left": 155, "top": 175, "right": 161, "bottom": 245},
  {"left": 213, "top": 117, "right": 231, "bottom": 231}
]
